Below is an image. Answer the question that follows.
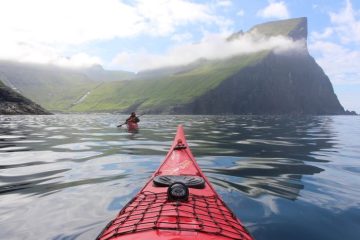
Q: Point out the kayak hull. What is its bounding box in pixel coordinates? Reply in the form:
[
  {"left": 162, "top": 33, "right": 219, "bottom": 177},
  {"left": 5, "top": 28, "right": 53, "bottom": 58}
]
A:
[
  {"left": 127, "top": 122, "right": 139, "bottom": 131},
  {"left": 97, "top": 125, "right": 253, "bottom": 240}
]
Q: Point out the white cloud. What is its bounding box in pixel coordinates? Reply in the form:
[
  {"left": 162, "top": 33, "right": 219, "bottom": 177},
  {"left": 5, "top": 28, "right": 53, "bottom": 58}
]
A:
[
  {"left": 309, "top": 0, "right": 360, "bottom": 85},
  {"left": 56, "top": 53, "right": 103, "bottom": 68},
  {"left": 135, "top": 0, "right": 219, "bottom": 36},
  {"left": 329, "top": 0, "right": 360, "bottom": 44},
  {"left": 214, "top": 18, "right": 235, "bottom": 33},
  {"left": 308, "top": 0, "right": 360, "bottom": 112},
  {"left": 311, "top": 28, "right": 334, "bottom": 40},
  {"left": 0, "top": 0, "right": 143, "bottom": 45},
  {"left": 257, "top": 1, "right": 290, "bottom": 19},
  {"left": 0, "top": 40, "right": 102, "bottom": 68},
  {"left": 216, "top": 0, "right": 232, "bottom": 7},
  {"left": 112, "top": 31, "right": 305, "bottom": 71},
  {"left": 0, "top": 0, "right": 219, "bottom": 44},
  {"left": 237, "top": 9, "right": 245, "bottom": 17},
  {"left": 310, "top": 41, "right": 360, "bottom": 84},
  {"left": 0, "top": 0, "right": 225, "bottom": 68},
  {"left": 171, "top": 33, "right": 193, "bottom": 43}
]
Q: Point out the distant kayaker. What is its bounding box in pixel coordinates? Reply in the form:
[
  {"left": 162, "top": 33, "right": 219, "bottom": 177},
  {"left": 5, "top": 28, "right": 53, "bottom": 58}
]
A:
[{"left": 125, "top": 112, "right": 140, "bottom": 124}]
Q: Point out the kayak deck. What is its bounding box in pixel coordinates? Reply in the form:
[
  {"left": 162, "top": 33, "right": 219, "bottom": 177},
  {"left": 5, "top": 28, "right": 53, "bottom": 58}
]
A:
[
  {"left": 99, "top": 191, "right": 250, "bottom": 240},
  {"left": 97, "top": 125, "right": 253, "bottom": 240}
]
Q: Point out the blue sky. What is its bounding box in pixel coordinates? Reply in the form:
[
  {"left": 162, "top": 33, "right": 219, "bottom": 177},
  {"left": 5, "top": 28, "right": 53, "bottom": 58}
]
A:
[{"left": 0, "top": 0, "right": 359, "bottom": 112}]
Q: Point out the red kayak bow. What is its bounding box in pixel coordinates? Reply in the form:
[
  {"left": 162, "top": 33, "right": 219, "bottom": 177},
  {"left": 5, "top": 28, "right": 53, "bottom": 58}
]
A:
[
  {"left": 127, "top": 122, "right": 139, "bottom": 132},
  {"left": 97, "top": 125, "right": 254, "bottom": 240}
]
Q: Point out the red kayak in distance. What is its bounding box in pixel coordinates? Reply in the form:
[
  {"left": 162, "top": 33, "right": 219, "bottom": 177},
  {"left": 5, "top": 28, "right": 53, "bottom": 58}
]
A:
[
  {"left": 97, "top": 125, "right": 254, "bottom": 240},
  {"left": 127, "top": 122, "right": 139, "bottom": 132}
]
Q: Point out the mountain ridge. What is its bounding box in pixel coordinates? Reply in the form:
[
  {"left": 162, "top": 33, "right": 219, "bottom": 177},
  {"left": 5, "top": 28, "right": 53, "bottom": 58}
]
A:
[
  {"left": 69, "top": 17, "right": 347, "bottom": 115},
  {"left": 0, "top": 60, "right": 133, "bottom": 111},
  {"left": 0, "top": 17, "right": 352, "bottom": 115}
]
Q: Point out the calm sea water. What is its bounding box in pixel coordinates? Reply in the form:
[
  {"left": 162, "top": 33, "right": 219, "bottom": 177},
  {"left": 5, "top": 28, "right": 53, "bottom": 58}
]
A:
[{"left": 0, "top": 114, "right": 359, "bottom": 240}]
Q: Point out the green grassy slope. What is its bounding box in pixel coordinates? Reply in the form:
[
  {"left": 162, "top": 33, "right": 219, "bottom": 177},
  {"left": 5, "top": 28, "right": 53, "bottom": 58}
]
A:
[
  {"left": 15, "top": 71, "right": 98, "bottom": 111},
  {"left": 83, "top": 64, "right": 135, "bottom": 82},
  {"left": 0, "top": 62, "right": 99, "bottom": 111},
  {"left": 70, "top": 52, "right": 268, "bottom": 112},
  {"left": 249, "top": 17, "right": 305, "bottom": 37},
  {"left": 71, "top": 18, "right": 307, "bottom": 113},
  {"left": 0, "top": 62, "right": 136, "bottom": 111},
  {"left": 1, "top": 18, "right": 306, "bottom": 113}
]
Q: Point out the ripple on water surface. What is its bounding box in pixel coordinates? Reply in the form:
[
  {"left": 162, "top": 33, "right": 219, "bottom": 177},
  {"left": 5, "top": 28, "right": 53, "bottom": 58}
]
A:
[{"left": 0, "top": 114, "right": 359, "bottom": 240}]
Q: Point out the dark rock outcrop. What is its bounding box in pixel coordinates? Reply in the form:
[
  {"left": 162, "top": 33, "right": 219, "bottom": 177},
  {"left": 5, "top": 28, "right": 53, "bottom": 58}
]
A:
[
  {"left": 0, "top": 81, "right": 50, "bottom": 115},
  {"left": 173, "top": 52, "right": 345, "bottom": 115},
  {"left": 169, "top": 17, "right": 347, "bottom": 115},
  {"left": 0, "top": 17, "right": 352, "bottom": 115}
]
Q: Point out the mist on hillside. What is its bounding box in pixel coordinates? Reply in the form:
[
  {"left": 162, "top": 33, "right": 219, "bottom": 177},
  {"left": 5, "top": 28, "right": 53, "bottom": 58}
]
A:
[
  {"left": 112, "top": 31, "right": 306, "bottom": 72},
  {"left": 0, "top": 31, "right": 305, "bottom": 73}
]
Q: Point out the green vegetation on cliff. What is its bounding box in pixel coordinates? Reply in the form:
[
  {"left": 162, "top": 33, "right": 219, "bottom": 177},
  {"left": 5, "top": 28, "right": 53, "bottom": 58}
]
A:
[
  {"left": 69, "top": 19, "right": 309, "bottom": 113},
  {"left": 1, "top": 17, "right": 346, "bottom": 115},
  {"left": 0, "top": 62, "right": 133, "bottom": 111},
  {"left": 70, "top": 52, "right": 268, "bottom": 112},
  {"left": 249, "top": 17, "right": 306, "bottom": 37}
]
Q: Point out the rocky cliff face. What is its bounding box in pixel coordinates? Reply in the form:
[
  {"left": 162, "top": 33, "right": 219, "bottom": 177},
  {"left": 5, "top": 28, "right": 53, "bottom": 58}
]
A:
[
  {"left": 0, "top": 18, "right": 350, "bottom": 115},
  {"left": 169, "top": 18, "right": 346, "bottom": 115},
  {"left": 0, "top": 81, "right": 50, "bottom": 115},
  {"left": 173, "top": 52, "right": 345, "bottom": 114}
]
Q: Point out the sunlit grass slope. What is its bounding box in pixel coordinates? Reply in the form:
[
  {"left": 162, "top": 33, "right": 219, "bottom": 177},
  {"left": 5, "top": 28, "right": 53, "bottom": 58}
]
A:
[
  {"left": 0, "top": 63, "right": 99, "bottom": 111},
  {"left": 0, "top": 62, "right": 134, "bottom": 111},
  {"left": 70, "top": 18, "right": 306, "bottom": 113},
  {"left": 1, "top": 18, "right": 306, "bottom": 113},
  {"left": 16, "top": 71, "right": 98, "bottom": 111},
  {"left": 249, "top": 17, "right": 305, "bottom": 37},
  {"left": 70, "top": 52, "right": 268, "bottom": 112}
]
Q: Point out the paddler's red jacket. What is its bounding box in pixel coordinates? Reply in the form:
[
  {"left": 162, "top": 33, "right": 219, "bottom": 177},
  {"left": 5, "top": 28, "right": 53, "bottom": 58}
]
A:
[{"left": 126, "top": 116, "right": 140, "bottom": 123}]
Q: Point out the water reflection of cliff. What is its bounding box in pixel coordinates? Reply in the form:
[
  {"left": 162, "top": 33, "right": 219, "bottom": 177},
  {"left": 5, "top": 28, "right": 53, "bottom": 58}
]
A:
[
  {"left": 184, "top": 116, "right": 335, "bottom": 200},
  {"left": 0, "top": 115, "right": 336, "bottom": 201}
]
